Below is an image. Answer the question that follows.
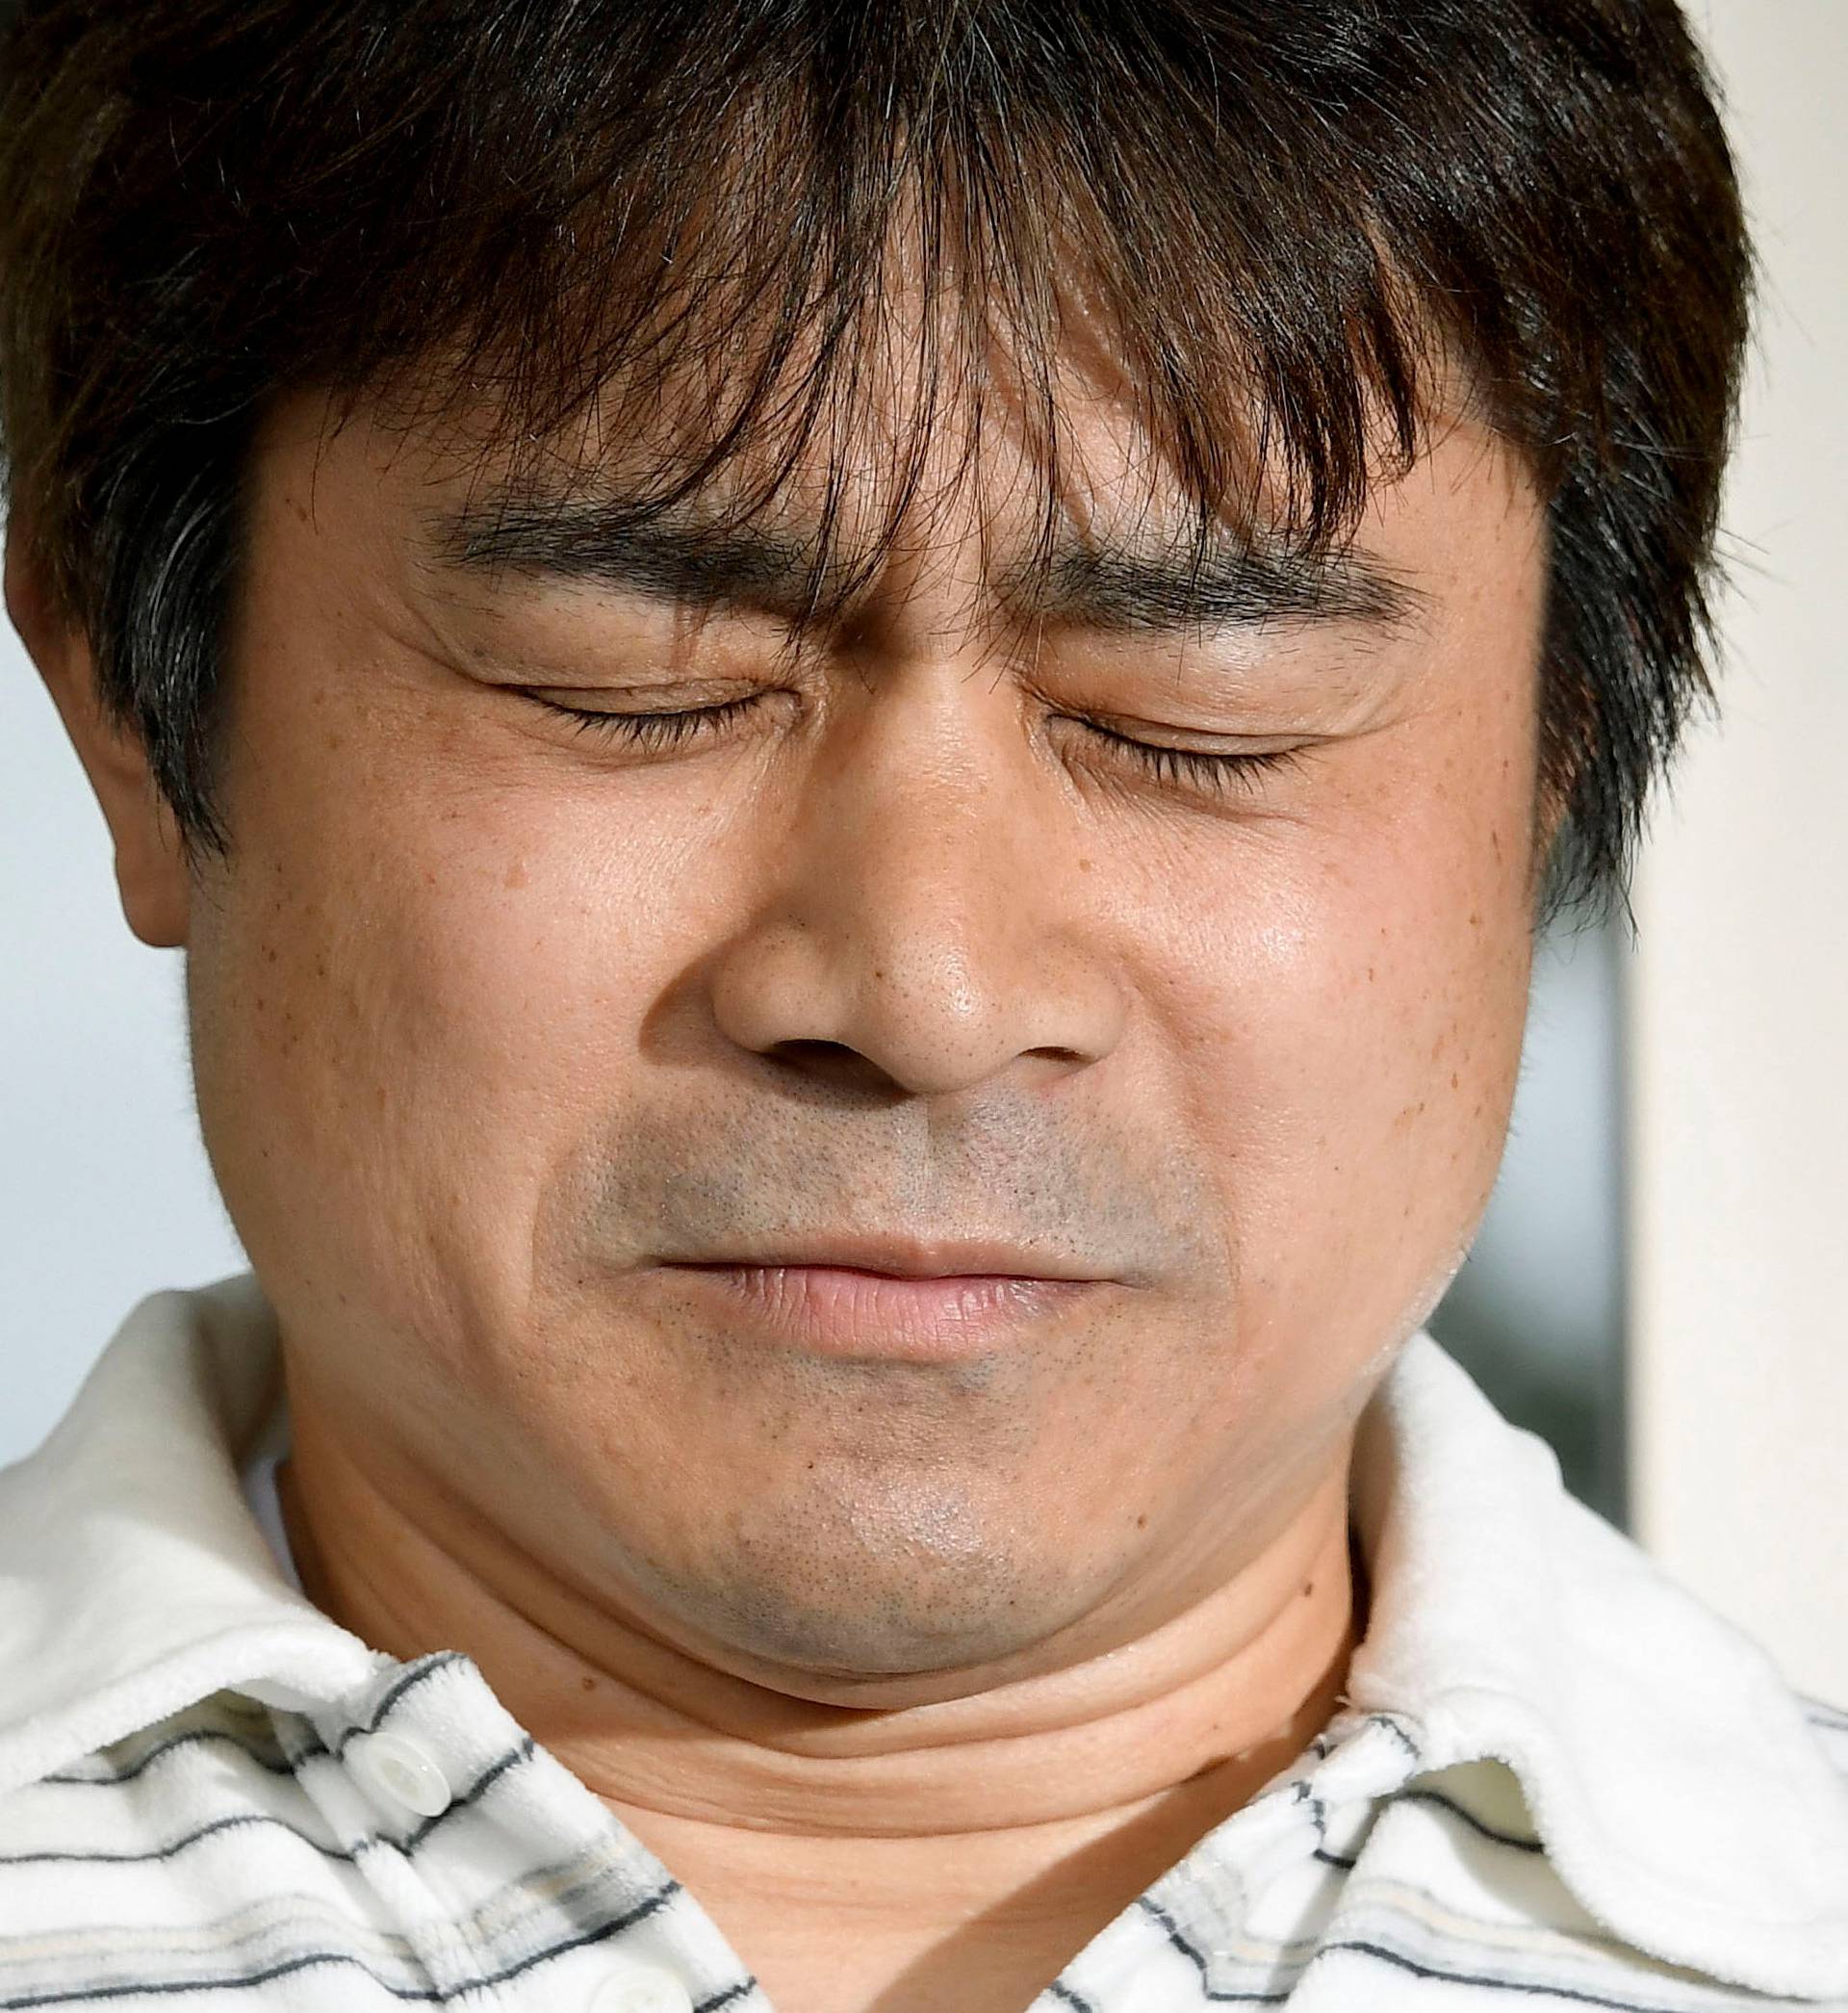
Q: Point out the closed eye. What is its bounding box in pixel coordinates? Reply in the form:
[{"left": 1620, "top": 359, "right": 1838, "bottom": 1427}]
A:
[
  {"left": 524, "top": 690, "right": 1304, "bottom": 794},
  {"left": 527, "top": 692, "right": 764, "bottom": 751},
  {"left": 1066, "top": 718, "right": 1304, "bottom": 794}
]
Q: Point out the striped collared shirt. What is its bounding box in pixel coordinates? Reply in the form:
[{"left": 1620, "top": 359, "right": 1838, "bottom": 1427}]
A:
[{"left": 1, "top": 1278, "right": 1844, "bottom": 2011}]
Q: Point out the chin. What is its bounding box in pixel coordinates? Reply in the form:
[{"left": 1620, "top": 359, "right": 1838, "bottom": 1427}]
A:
[{"left": 637, "top": 1519, "right": 1094, "bottom": 1690}]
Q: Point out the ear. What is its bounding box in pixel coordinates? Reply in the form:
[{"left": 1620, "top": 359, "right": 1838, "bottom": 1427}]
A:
[{"left": 5, "top": 533, "right": 192, "bottom": 948}]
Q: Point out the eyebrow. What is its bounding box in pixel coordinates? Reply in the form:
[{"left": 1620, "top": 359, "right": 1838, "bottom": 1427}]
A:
[
  {"left": 431, "top": 493, "right": 1421, "bottom": 635},
  {"left": 1024, "top": 540, "right": 1418, "bottom": 632}
]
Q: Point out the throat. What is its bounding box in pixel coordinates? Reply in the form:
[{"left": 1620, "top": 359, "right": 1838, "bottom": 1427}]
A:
[{"left": 597, "top": 1626, "right": 1355, "bottom": 2013}]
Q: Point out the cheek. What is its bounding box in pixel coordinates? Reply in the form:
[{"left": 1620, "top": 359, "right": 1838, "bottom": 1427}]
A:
[
  {"left": 1142, "top": 711, "right": 1536, "bottom": 1364},
  {"left": 186, "top": 708, "right": 717, "bottom": 1344}
]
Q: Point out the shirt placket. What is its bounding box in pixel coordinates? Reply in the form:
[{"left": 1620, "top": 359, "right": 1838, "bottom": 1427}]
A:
[{"left": 291, "top": 1650, "right": 764, "bottom": 2012}]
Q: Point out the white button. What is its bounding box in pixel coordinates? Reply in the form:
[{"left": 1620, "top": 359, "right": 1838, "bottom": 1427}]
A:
[
  {"left": 350, "top": 1730, "right": 453, "bottom": 1819},
  {"left": 586, "top": 1958, "right": 696, "bottom": 2013}
]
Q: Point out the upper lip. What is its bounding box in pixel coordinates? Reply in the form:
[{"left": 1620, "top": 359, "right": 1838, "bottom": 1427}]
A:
[{"left": 660, "top": 1236, "right": 1109, "bottom": 1280}]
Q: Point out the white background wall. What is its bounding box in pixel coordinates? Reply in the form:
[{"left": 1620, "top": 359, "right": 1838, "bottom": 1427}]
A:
[
  {"left": 1628, "top": 0, "right": 1848, "bottom": 1703},
  {"left": 0, "top": 673, "right": 244, "bottom": 1453},
  {"left": 0, "top": 2, "right": 1842, "bottom": 1699}
]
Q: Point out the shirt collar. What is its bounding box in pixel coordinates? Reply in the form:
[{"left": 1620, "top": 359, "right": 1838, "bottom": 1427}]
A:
[
  {"left": 0, "top": 1276, "right": 387, "bottom": 1792},
  {"left": 1346, "top": 1333, "right": 1848, "bottom": 1999},
  {"left": 3, "top": 1277, "right": 1844, "bottom": 1998}
]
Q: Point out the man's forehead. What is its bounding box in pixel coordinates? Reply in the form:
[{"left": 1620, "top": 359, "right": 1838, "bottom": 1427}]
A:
[
  {"left": 378, "top": 375, "right": 1435, "bottom": 639},
  {"left": 421, "top": 477, "right": 1423, "bottom": 639}
]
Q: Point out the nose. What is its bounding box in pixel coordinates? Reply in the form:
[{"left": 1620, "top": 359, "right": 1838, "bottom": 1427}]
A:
[{"left": 706, "top": 684, "right": 1127, "bottom": 1099}]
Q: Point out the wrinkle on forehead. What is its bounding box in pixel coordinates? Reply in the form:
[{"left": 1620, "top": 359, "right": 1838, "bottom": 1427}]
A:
[
  {"left": 330, "top": 162, "right": 1469, "bottom": 650},
  {"left": 375, "top": 335, "right": 1455, "bottom": 678}
]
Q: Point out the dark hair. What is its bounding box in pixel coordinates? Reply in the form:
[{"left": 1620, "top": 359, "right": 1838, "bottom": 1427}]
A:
[{"left": 0, "top": 0, "right": 1749, "bottom": 915}]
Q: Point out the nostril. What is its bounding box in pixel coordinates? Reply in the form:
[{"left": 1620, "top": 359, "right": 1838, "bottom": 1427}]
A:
[
  {"left": 763, "top": 1037, "right": 905, "bottom": 1093},
  {"left": 767, "top": 1038, "right": 859, "bottom": 1069}
]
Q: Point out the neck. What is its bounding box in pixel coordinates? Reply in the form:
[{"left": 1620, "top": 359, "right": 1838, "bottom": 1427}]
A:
[{"left": 277, "top": 1400, "right": 1360, "bottom": 2013}]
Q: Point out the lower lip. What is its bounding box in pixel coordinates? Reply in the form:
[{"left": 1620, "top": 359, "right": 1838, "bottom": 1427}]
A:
[{"left": 658, "top": 1263, "right": 1101, "bottom": 1359}]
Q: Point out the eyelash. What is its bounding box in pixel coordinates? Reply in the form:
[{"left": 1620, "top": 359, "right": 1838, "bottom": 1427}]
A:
[
  {"left": 531, "top": 694, "right": 1298, "bottom": 794},
  {"left": 542, "top": 694, "right": 762, "bottom": 752}
]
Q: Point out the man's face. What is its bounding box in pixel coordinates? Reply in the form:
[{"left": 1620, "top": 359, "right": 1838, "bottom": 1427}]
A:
[{"left": 179, "top": 368, "right": 1543, "bottom": 1699}]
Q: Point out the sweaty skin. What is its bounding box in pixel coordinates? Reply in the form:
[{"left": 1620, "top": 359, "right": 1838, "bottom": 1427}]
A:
[{"left": 22, "top": 363, "right": 1545, "bottom": 2013}]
